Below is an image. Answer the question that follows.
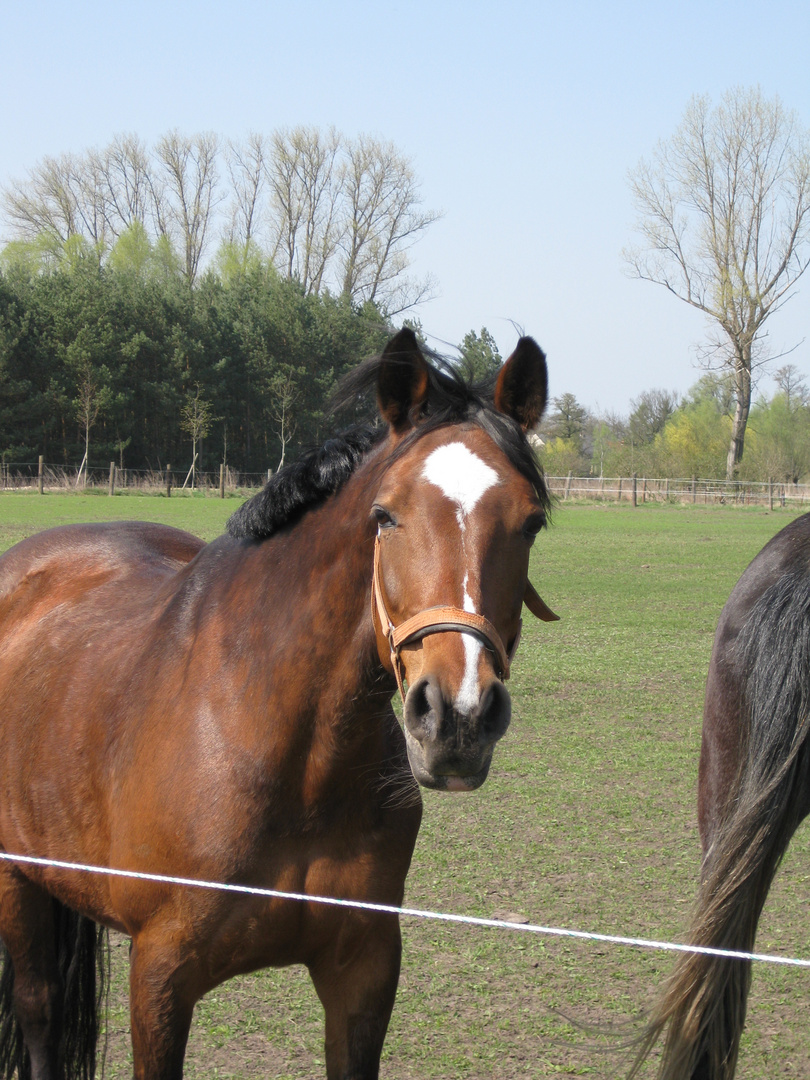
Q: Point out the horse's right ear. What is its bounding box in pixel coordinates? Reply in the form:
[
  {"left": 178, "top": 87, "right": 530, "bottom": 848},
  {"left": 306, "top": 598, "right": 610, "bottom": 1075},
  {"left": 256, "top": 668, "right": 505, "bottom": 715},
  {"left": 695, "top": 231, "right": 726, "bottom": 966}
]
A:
[
  {"left": 377, "top": 328, "right": 430, "bottom": 433},
  {"left": 494, "top": 337, "right": 548, "bottom": 431}
]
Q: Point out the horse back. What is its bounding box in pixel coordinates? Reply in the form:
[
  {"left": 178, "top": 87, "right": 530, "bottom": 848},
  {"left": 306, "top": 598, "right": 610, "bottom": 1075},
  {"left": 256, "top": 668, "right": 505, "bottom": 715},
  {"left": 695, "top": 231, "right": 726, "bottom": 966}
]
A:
[{"left": 0, "top": 520, "right": 204, "bottom": 626}]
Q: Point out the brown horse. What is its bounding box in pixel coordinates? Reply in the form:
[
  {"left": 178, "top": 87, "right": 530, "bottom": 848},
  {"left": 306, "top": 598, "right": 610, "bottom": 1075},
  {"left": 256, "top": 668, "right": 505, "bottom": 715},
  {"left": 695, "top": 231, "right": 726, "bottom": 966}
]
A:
[
  {"left": 0, "top": 328, "right": 556, "bottom": 1080},
  {"left": 631, "top": 512, "right": 810, "bottom": 1079}
]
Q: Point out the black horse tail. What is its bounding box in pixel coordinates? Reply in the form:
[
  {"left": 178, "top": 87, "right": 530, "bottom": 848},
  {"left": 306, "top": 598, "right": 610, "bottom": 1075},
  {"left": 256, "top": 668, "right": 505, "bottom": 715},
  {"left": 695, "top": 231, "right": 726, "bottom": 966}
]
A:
[
  {"left": 630, "top": 568, "right": 810, "bottom": 1080},
  {"left": 0, "top": 901, "right": 109, "bottom": 1080}
]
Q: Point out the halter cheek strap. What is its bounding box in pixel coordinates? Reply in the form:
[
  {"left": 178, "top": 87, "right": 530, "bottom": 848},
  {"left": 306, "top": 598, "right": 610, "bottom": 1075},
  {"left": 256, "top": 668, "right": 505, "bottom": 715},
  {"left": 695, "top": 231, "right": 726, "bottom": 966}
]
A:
[{"left": 371, "top": 533, "right": 558, "bottom": 702}]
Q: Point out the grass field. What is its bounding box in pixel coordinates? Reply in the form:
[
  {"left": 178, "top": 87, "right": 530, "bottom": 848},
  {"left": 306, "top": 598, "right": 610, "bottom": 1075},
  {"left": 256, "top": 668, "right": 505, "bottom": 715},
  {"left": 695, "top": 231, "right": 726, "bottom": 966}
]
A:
[{"left": 1, "top": 492, "right": 808, "bottom": 1078}]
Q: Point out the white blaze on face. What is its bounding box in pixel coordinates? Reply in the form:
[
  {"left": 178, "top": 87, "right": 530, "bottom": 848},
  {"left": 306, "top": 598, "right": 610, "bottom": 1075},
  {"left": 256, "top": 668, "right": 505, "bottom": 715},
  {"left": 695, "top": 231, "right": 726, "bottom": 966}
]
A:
[
  {"left": 456, "top": 572, "right": 481, "bottom": 712},
  {"left": 422, "top": 443, "right": 500, "bottom": 712},
  {"left": 421, "top": 443, "right": 499, "bottom": 530}
]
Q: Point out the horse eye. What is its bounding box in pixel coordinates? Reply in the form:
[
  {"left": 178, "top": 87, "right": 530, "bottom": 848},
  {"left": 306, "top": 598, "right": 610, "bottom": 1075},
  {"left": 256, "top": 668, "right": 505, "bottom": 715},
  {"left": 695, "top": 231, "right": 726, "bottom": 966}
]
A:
[
  {"left": 523, "top": 513, "right": 545, "bottom": 540},
  {"left": 373, "top": 506, "right": 395, "bottom": 528}
]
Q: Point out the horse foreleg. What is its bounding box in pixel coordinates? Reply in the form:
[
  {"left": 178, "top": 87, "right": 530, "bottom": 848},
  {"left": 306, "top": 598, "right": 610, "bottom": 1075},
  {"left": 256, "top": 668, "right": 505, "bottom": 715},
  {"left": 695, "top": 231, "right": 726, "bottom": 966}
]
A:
[
  {"left": 308, "top": 913, "right": 402, "bottom": 1080},
  {"left": 129, "top": 929, "right": 198, "bottom": 1080}
]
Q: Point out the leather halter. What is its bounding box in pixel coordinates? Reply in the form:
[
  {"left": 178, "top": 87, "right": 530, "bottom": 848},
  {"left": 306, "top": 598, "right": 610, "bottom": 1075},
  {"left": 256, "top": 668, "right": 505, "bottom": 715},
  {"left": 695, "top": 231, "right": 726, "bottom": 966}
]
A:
[{"left": 371, "top": 532, "right": 558, "bottom": 702}]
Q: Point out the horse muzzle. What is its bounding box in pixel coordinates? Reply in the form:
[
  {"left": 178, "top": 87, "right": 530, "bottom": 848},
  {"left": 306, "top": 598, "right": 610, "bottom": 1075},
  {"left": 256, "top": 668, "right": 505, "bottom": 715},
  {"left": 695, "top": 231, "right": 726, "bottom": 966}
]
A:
[
  {"left": 370, "top": 532, "right": 555, "bottom": 790},
  {"left": 402, "top": 673, "right": 512, "bottom": 791}
]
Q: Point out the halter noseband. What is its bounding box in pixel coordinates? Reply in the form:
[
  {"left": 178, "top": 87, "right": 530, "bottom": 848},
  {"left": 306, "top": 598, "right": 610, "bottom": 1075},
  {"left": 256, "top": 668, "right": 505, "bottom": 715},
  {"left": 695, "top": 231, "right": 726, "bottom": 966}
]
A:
[{"left": 372, "top": 533, "right": 557, "bottom": 702}]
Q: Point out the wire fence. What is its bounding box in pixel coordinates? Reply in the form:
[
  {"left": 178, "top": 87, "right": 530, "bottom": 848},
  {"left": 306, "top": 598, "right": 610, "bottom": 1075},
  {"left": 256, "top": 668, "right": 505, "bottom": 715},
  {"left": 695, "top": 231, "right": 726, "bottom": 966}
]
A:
[
  {"left": 547, "top": 474, "right": 808, "bottom": 509},
  {"left": 0, "top": 460, "right": 269, "bottom": 496},
  {"left": 2, "top": 462, "right": 808, "bottom": 510}
]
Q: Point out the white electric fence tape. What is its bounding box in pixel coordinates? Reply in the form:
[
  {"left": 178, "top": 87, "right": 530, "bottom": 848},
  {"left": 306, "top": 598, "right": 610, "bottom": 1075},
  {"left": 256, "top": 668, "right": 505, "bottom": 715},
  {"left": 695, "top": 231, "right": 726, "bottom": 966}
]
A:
[{"left": 0, "top": 851, "right": 808, "bottom": 969}]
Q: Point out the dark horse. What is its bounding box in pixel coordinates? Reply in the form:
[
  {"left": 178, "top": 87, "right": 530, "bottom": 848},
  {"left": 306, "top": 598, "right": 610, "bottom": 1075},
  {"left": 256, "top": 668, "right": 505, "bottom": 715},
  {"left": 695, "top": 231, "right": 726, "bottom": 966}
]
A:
[
  {"left": 0, "top": 329, "right": 557, "bottom": 1080},
  {"left": 632, "top": 513, "right": 810, "bottom": 1079}
]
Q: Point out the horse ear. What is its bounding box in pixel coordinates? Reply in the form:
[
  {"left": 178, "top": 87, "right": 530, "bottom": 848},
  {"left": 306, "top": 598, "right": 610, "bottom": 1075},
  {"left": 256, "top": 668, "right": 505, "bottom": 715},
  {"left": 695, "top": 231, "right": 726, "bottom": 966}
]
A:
[
  {"left": 494, "top": 337, "right": 548, "bottom": 431},
  {"left": 377, "top": 328, "right": 430, "bottom": 433}
]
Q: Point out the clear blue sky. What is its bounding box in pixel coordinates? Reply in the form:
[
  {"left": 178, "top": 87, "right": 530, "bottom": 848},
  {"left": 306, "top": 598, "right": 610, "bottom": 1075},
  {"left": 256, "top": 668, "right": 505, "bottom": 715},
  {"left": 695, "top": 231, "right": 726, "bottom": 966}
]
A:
[{"left": 2, "top": 0, "right": 808, "bottom": 414}]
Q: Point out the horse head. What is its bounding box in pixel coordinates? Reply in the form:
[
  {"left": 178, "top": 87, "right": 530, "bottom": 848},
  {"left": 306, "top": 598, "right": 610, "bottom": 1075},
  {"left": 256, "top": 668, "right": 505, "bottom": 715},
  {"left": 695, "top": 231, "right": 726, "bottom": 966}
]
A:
[{"left": 370, "top": 328, "right": 556, "bottom": 791}]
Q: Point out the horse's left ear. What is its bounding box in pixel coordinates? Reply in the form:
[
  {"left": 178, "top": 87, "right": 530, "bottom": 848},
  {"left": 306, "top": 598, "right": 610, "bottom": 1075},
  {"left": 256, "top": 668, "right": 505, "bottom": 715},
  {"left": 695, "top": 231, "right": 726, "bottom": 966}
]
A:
[
  {"left": 494, "top": 337, "right": 548, "bottom": 431},
  {"left": 377, "top": 328, "right": 430, "bottom": 433}
]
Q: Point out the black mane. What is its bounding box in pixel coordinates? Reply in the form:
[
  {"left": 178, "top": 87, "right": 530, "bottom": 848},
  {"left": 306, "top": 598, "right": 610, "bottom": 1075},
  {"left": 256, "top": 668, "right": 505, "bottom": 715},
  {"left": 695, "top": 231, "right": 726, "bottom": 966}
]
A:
[
  {"left": 226, "top": 427, "right": 383, "bottom": 540},
  {"left": 227, "top": 349, "right": 550, "bottom": 541}
]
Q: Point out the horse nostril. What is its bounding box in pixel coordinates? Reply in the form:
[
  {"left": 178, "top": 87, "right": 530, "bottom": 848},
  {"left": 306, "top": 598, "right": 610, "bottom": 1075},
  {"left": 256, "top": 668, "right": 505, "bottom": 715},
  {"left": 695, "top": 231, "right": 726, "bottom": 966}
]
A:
[
  {"left": 476, "top": 680, "right": 512, "bottom": 744},
  {"left": 404, "top": 675, "right": 443, "bottom": 743},
  {"left": 405, "top": 674, "right": 511, "bottom": 748}
]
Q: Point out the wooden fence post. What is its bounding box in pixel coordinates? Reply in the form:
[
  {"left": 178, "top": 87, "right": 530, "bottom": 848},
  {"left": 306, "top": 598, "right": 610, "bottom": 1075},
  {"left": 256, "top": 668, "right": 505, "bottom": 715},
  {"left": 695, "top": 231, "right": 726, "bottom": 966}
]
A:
[
  {"left": 564, "top": 472, "right": 573, "bottom": 499},
  {"left": 632, "top": 473, "right": 638, "bottom": 507},
  {"left": 617, "top": 477, "right": 623, "bottom": 503},
  {"left": 38, "top": 455, "right": 44, "bottom": 495},
  {"left": 166, "top": 465, "right": 172, "bottom": 498},
  {"left": 220, "top": 463, "right": 226, "bottom": 499},
  {"left": 108, "top": 462, "right": 115, "bottom": 496}
]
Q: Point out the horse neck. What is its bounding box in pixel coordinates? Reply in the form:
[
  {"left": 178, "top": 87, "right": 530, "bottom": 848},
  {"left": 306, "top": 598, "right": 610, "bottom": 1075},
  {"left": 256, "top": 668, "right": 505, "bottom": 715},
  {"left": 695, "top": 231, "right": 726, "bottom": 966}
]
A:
[{"left": 248, "top": 445, "right": 391, "bottom": 724}]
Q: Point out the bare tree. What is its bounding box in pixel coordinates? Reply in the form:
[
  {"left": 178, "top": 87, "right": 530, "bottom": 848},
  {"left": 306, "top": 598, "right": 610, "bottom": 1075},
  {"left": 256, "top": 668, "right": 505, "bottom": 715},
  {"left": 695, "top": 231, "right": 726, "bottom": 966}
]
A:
[
  {"left": 628, "top": 388, "right": 679, "bottom": 445},
  {"left": 180, "top": 384, "right": 217, "bottom": 489},
  {"left": 156, "top": 131, "right": 221, "bottom": 283},
  {"left": 3, "top": 140, "right": 163, "bottom": 262},
  {"left": 225, "top": 132, "right": 268, "bottom": 250},
  {"left": 339, "top": 135, "right": 439, "bottom": 313},
  {"left": 626, "top": 87, "right": 810, "bottom": 479},
  {"left": 66, "top": 154, "right": 110, "bottom": 251},
  {"left": 3, "top": 152, "right": 108, "bottom": 254},
  {"left": 92, "top": 134, "right": 157, "bottom": 237},
  {"left": 266, "top": 126, "right": 342, "bottom": 294},
  {"left": 269, "top": 369, "right": 301, "bottom": 472},
  {"left": 74, "top": 363, "right": 109, "bottom": 486},
  {"left": 774, "top": 363, "right": 810, "bottom": 408}
]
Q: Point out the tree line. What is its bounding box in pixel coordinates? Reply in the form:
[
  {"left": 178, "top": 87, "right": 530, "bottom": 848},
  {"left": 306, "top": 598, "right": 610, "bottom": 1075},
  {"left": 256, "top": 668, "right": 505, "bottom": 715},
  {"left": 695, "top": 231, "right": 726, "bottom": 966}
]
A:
[
  {"left": 0, "top": 232, "right": 505, "bottom": 475},
  {"left": 0, "top": 127, "right": 450, "bottom": 476},
  {"left": 5, "top": 89, "right": 809, "bottom": 484},
  {"left": 537, "top": 365, "right": 810, "bottom": 484},
  {"left": 3, "top": 225, "right": 808, "bottom": 484},
  {"left": 2, "top": 127, "right": 440, "bottom": 314}
]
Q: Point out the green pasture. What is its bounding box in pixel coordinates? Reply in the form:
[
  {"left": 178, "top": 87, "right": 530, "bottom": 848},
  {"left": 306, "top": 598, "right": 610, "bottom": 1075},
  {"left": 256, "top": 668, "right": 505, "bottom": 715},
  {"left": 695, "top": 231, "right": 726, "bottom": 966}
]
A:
[{"left": 1, "top": 494, "right": 808, "bottom": 1077}]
